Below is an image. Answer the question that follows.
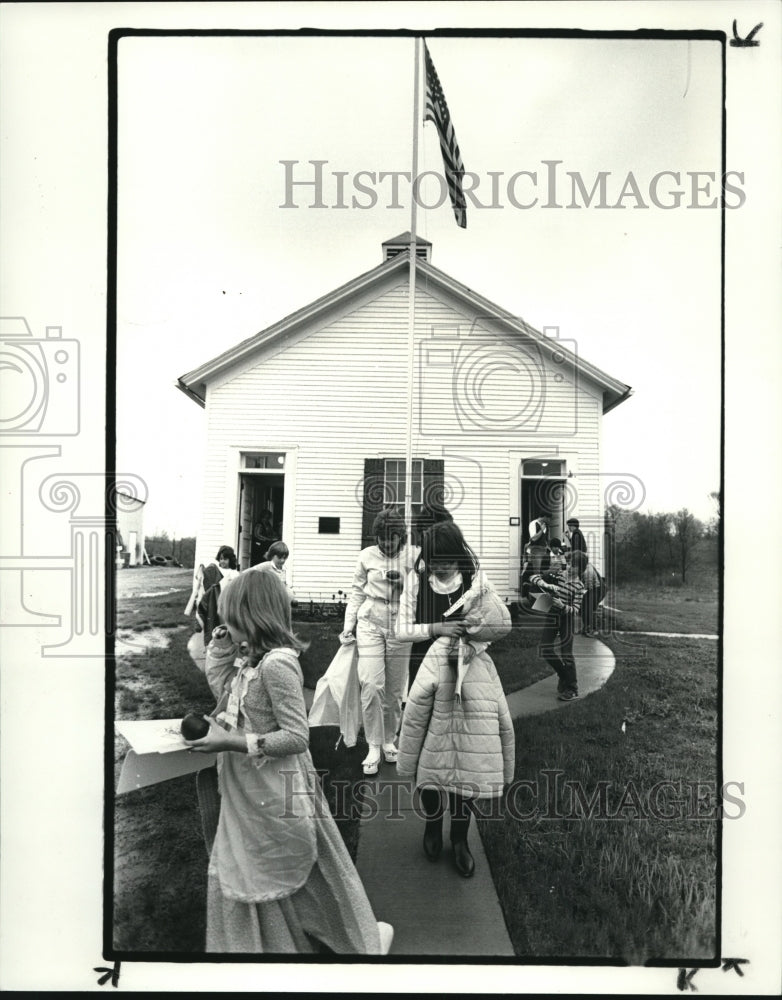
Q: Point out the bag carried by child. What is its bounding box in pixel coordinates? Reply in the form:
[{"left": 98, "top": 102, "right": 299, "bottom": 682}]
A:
[{"left": 307, "top": 641, "right": 362, "bottom": 748}]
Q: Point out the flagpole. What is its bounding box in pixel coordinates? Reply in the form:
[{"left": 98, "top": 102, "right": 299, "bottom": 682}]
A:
[{"left": 404, "top": 36, "right": 421, "bottom": 543}]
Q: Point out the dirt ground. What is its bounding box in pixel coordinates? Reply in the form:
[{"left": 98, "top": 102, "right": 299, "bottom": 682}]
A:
[{"left": 116, "top": 565, "right": 194, "bottom": 600}]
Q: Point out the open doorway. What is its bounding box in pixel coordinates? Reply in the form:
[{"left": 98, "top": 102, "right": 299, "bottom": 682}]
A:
[
  {"left": 521, "top": 459, "right": 567, "bottom": 550},
  {"left": 237, "top": 473, "right": 285, "bottom": 569}
]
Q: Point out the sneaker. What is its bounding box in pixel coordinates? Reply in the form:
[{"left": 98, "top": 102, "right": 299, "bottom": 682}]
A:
[
  {"left": 362, "top": 744, "right": 382, "bottom": 775},
  {"left": 377, "top": 921, "right": 394, "bottom": 955},
  {"left": 382, "top": 742, "right": 398, "bottom": 764},
  {"left": 557, "top": 690, "right": 579, "bottom": 702}
]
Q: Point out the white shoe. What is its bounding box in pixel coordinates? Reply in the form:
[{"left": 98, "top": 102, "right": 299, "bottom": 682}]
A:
[
  {"left": 377, "top": 921, "right": 394, "bottom": 955},
  {"left": 382, "top": 742, "right": 398, "bottom": 763},
  {"left": 362, "top": 744, "right": 381, "bottom": 775}
]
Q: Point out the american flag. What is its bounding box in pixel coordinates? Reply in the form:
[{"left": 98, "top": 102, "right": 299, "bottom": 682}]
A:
[{"left": 423, "top": 41, "right": 467, "bottom": 229}]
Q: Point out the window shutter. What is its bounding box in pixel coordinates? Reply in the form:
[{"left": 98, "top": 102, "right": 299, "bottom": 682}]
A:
[
  {"left": 413, "top": 459, "right": 446, "bottom": 544},
  {"left": 423, "top": 459, "right": 445, "bottom": 508},
  {"left": 361, "top": 459, "right": 386, "bottom": 550}
]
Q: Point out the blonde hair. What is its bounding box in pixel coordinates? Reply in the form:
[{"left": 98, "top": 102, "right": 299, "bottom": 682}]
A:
[{"left": 218, "top": 570, "right": 307, "bottom": 656}]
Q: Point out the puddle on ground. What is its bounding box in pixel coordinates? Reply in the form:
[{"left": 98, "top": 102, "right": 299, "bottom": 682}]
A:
[
  {"left": 115, "top": 625, "right": 189, "bottom": 654},
  {"left": 121, "top": 588, "right": 187, "bottom": 599}
]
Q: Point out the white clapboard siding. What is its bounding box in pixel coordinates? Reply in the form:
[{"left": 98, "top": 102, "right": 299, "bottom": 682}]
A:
[{"left": 197, "top": 278, "right": 607, "bottom": 597}]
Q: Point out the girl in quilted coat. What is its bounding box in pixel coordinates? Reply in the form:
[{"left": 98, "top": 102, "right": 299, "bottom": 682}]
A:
[{"left": 395, "top": 522, "right": 515, "bottom": 878}]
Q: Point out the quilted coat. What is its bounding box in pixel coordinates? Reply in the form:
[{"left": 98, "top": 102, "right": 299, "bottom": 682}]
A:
[{"left": 396, "top": 638, "right": 515, "bottom": 800}]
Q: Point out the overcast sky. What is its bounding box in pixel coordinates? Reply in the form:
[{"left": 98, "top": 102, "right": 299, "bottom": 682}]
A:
[{"left": 116, "top": 33, "right": 724, "bottom": 536}]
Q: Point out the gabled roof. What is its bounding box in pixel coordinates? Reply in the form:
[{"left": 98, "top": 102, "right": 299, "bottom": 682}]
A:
[{"left": 177, "top": 244, "right": 632, "bottom": 413}]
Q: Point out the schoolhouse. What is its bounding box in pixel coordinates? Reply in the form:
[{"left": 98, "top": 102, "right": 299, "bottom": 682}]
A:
[{"left": 178, "top": 233, "right": 631, "bottom": 602}]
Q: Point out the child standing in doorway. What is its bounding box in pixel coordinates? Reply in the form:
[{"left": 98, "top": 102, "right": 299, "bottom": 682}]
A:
[
  {"left": 185, "top": 570, "right": 392, "bottom": 954},
  {"left": 527, "top": 513, "right": 550, "bottom": 574}
]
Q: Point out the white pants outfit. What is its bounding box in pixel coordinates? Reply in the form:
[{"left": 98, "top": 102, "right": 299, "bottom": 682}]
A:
[{"left": 356, "top": 601, "right": 409, "bottom": 747}]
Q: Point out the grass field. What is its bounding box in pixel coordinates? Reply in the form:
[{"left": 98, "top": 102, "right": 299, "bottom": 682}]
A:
[
  {"left": 606, "top": 589, "right": 718, "bottom": 635},
  {"left": 606, "top": 566, "right": 719, "bottom": 635},
  {"left": 477, "top": 631, "right": 718, "bottom": 962},
  {"left": 113, "top": 565, "right": 720, "bottom": 960},
  {"left": 477, "top": 565, "right": 720, "bottom": 962}
]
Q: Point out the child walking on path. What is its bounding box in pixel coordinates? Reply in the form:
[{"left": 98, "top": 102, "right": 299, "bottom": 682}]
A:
[
  {"left": 530, "top": 550, "right": 588, "bottom": 701},
  {"left": 340, "top": 509, "right": 418, "bottom": 776},
  {"left": 185, "top": 570, "right": 391, "bottom": 954},
  {"left": 395, "top": 522, "right": 515, "bottom": 879}
]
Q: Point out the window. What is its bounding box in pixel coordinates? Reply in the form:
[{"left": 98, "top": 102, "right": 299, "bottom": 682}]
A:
[
  {"left": 361, "top": 458, "right": 444, "bottom": 548},
  {"left": 243, "top": 452, "right": 285, "bottom": 469},
  {"left": 522, "top": 460, "right": 564, "bottom": 478},
  {"left": 384, "top": 459, "right": 423, "bottom": 506}
]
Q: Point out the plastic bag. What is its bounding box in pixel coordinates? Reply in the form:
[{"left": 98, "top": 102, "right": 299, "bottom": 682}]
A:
[{"left": 307, "top": 641, "right": 362, "bottom": 748}]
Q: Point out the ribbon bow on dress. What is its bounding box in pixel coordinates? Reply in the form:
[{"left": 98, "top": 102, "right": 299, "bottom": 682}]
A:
[{"left": 217, "top": 657, "right": 259, "bottom": 729}]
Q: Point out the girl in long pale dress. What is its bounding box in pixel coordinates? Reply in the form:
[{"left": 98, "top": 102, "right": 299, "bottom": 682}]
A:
[{"left": 186, "top": 569, "right": 392, "bottom": 954}]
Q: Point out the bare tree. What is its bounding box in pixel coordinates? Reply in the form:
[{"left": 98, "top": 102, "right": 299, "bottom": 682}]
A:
[
  {"left": 672, "top": 508, "right": 704, "bottom": 584},
  {"left": 633, "top": 511, "right": 672, "bottom": 580},
  {"left": 705, "top": 490, "right": 721, "bottom": 540}
]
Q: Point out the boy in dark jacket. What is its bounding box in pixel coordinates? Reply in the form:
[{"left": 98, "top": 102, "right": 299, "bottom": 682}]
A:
[
  {"left": 531, "top": 550, "right": 587, "bottom": 701},
  {"left": 565, "top": 518, "right": 587, "bottom": 557}
]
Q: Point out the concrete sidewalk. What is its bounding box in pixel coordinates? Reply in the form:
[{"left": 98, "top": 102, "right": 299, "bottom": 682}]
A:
[
  {"left": 506, "top": 633, "right": 616, "bottom": 718},
  {"left": 352, "top": 635, "right": 617, "bottom": 957},
  {"left": 355, "top": 761, "right": 514, "bottom": 956}
]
